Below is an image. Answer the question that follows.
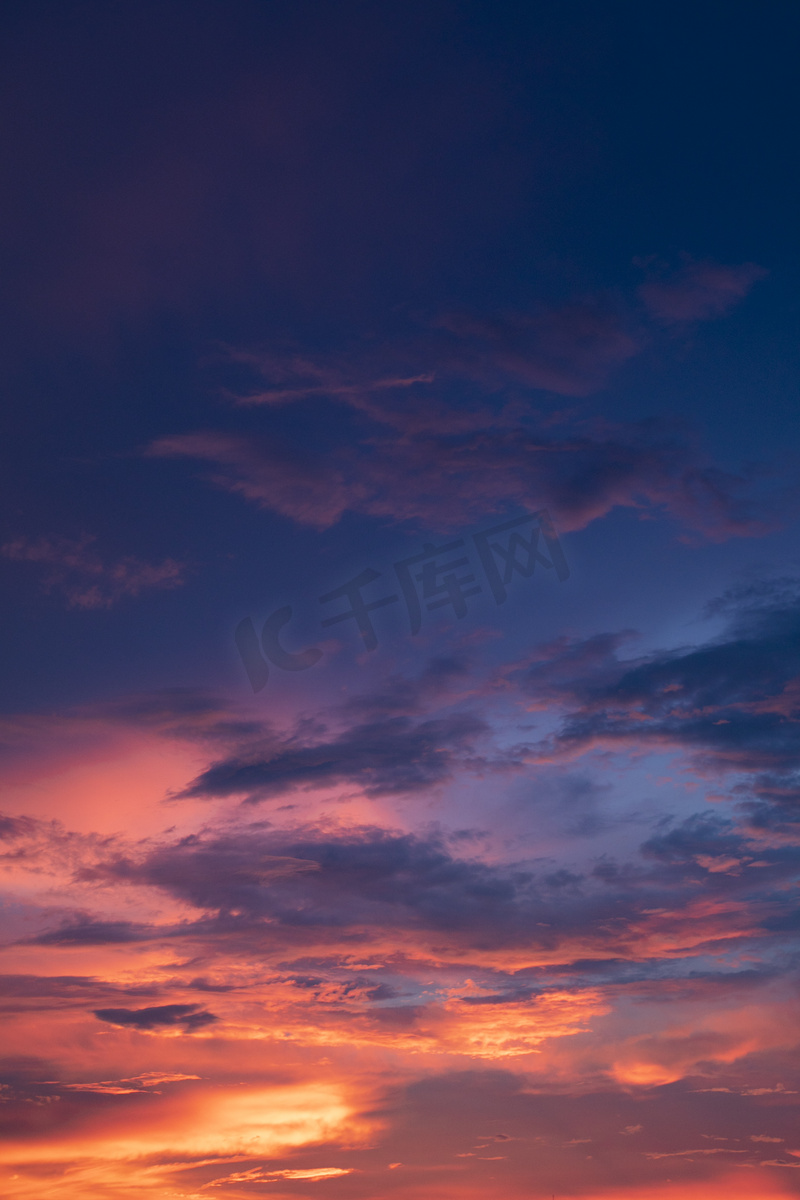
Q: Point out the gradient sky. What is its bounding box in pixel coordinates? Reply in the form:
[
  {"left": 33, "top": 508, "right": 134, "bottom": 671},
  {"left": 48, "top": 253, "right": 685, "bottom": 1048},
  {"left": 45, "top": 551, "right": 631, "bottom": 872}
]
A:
[{"left": 1, "top": 3, "right": 800, "bottom": 1198}]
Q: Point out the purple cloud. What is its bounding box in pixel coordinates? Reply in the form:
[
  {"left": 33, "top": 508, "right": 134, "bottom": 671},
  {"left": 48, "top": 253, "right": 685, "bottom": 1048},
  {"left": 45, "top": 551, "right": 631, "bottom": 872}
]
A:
[
  {"left": 517, "top": 578, "right": 800, "bottom": 790},
  {"left": 638, "top": 259, "right": 768, "bottom": 325},
  {"left": 1, "top": 534, "right": 185, "bottom": 609},
  {"left": 93, "top": 1004, "right": 217, "bottom": 1030},
  {"left": 149, "top": 420, "right": 776, "bottom": 539}
]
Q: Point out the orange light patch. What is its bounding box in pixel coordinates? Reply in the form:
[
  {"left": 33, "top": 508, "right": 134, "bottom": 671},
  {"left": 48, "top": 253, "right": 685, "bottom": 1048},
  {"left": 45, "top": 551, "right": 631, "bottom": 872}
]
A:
[
  {"left": 436, "top": 987, "right": 609, "bottom": 1058},
  {"left": 0, "top": 1081, "right": 375, "bottom": 1165}
]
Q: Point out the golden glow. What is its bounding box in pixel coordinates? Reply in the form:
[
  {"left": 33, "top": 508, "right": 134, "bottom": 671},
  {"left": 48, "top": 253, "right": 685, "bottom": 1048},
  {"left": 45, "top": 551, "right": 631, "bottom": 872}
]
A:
[
  {"left": 436, "top": 987, "right": 609, "bottom": 1058},
  {"left": 0, "top": 1083, "right": 374, "bottom": 1165}
]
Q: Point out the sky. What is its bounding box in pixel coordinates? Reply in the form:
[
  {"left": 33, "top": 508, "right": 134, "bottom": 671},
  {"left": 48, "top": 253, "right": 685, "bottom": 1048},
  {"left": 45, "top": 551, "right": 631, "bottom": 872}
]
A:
[{"left": 0, "top": 1, "right": 799, "bottom": 1197}]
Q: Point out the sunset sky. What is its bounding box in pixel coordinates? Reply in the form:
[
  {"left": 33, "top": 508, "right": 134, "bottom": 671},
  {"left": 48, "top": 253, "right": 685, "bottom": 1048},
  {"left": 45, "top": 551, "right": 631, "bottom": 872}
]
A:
[{"left": 1, "top": 2, "right": 800, "bottom": 1198}]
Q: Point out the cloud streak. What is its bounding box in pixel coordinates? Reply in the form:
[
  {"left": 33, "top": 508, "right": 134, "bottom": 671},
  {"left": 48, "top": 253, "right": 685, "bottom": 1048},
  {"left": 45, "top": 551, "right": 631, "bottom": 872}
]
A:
[
  {"left": 1, "top": 535, "right": 185, "bottom": 609},
  {"left": 150, "top": 419, "right": 777, "bottom": 539},
  {"left": 637, "top": 259, "right": 768, "bottom": 325},
  {"left": 518, "top": 577, "right": 800, "bottom": 788}
]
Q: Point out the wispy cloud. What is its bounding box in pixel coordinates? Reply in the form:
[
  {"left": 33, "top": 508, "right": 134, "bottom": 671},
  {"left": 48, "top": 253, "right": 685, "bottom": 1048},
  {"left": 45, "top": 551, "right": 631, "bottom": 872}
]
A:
[
  {"left": 1, "top": 534, "right": 185, "bottom": 609},
  {"left": 147, "top": 257, "right": 779, "bottom": 539},
  {"left": 225, "top": 260, "right": 766, "bottom": 416},
  {"left": 637, "top": 258, "right": 768, "bottom": 325},
  {"left": 149, "top": 419, "right": 779, "bottom": 539},
  {"left": 205, "top": 1165, "right": 354, "bottom": 1184}
]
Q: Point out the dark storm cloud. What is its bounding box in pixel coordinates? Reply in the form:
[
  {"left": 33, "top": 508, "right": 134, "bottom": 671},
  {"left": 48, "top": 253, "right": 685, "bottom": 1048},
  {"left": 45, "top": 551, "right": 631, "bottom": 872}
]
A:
[
  {"left": 83, "top": 821, "right": 635, "bottom": 953},
  {"left": 93, "top": 1003, "right": 217, "bottom": 1030},
  {"left": 87, "top": 825, "right": 540, "bottom": 939},
  {"left": 734, "top": 772, "right": 800, "bottom": 834},
  {"left": 81, "top": 820, "right": 798, "bottom": 962},
  {"left": 512, "top": 959, "right": 779, "bottom": 997},
  {"left": 29, "top": 918, "right": 150, "bottom": 946},
  {"left": 460, "top": 987, "right": 537, "bottom": 1005},
  {"left": 519, "top": 578, "right": 800, "bottom": 786},
  {"left": 80, "top": 843, "right": 320, "bottom": 917},
  {"left": 0, "top": 974, "right": 164, "bottom": 1003},
  {"left": 0, "top": 974, "right": 103, "bottom": 998},
  {"left": 642, "top": 814, "right": 748, "bottom": 865},
  {"left": 178, "top": 711, "right": 491, "bottom": 801},
  {"left": 633, "top": 813, "right": 800, "bottom": 912}
]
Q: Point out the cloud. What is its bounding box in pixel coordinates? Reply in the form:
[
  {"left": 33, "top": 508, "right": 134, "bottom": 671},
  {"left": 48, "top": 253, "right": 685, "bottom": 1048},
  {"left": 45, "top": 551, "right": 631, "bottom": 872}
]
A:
[
  {"left": 61, "top": 1071, "right": 200, "bottom": 1094},
  {"left": 1, "top": 534, "right": 185, "bottom": 609},
  {"left": 230, "top": 298, "right": 640, "bottom": 417},
  {"left": 0, "top": 813, "right": 39, "bottom": 841},
  {"left": 29, "top": 918, "right": 149, "bottom": 946},
  {"left": 432, "top": 301, "right": 641, "bottom": 396},
  {"left": 0, "top": 974, "right": 104, "bottom": 998},
  {"left": 227, "top": 256, "right": 764, "bottom": 419},
  {"left": 518, "top": 577, "right": 800, "bottom": 785},
  {"left": 638, "top": 258, "right": 768, "bottom": 325},
  {"left": 148, "top": 430, "right": 368, "bottom": 530},
  {"left": 0, "top": 808, "right": 119, "bottom": 879},
  {"left": 87, "top": 686, "right": 265, "bottom": 744},
  {"left": 641, "top": 813, "right": 748, "bottom": 870},
  {"left": 178, "top": 711, "right": 491, "bottom": 801},
  {"left": 81, "top": 841, "right": 320, "bottom": 916},
  {"left": 736, "top": 772, "right": 800, "bottom": 834},
  {"left": 85, "top": 824, "right": 546, "bottom": 943},
  {"left": 72, "top": 666, "right": 495, "bottom": 807},
  {"left": 644, "top": 1147, "right": 748, "bottom": 1159},
  {"left": 149, "top": 418, "right": 777, "bottom": 539},
  {"left": 93, "top": 1003, "right": 217, "bottom": 1030},
  {"left": 77, "top": 816, "right": 795, "bottom": 971},
  {"left": 143, "top": 260, "right": 780, "bottom": 539},
  {"left": 206, "top": 1166, "right": 354, "bottom": 1184},
  {"left": 363, "top": 1069, "right": 800, "bottom": 1194},
  {"left": 5, "top": 620, "right": 799, "bottom": 994},
  {"left": 228, "top": 345, "right": 437, "bottom": 413}
]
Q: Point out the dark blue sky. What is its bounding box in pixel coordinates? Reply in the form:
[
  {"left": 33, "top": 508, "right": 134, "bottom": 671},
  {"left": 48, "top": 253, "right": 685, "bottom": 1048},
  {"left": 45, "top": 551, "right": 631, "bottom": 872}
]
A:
[{"left": 1, "top": 0, "right": 798, "bottom": 712}]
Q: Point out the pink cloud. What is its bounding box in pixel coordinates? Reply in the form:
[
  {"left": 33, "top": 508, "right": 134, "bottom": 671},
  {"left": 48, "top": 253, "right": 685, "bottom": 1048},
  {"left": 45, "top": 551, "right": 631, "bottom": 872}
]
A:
[
  {"left": 148, "top": 421, "right": 773, "bottom": 541},
  {"left": 224, "top": 299, "right": 641, "bottom": 429},
  {"left": 228, "top": 347, "right": 435, "bottom": 410},
  {"left": 433, "top": 301, "right": 641, "bottom": 397},
  {"left": 638, "top": 259, "right": 768, "bottom": 325},
  {"left": 223, "top": 259, "right": 763, "bottom": 429},
  {"left": 148, "top": 431, "right": 364, "bottom": 530},
  {"left": 1, "top": 534, "right": 185, "bottom": 609}
]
